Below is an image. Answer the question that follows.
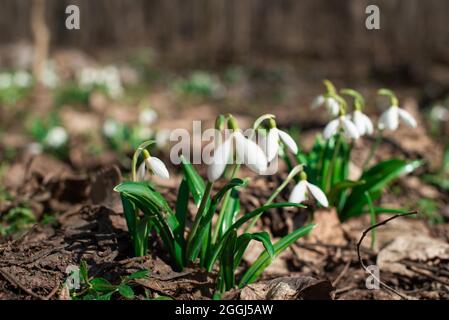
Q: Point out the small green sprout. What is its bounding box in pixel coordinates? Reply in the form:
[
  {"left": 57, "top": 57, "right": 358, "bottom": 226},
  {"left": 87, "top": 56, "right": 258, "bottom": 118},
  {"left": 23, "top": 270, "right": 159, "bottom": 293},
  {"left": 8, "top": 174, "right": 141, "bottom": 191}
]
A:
[{"left": 70, "top": 261, "right": 149, "bottom": 300}]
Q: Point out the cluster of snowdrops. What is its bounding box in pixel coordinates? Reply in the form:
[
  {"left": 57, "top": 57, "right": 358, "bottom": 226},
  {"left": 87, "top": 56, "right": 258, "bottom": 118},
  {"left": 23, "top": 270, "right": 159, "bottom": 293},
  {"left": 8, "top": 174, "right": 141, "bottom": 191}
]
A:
[{"left": 114, "top": 80, "right": 420, "bottom": 296}]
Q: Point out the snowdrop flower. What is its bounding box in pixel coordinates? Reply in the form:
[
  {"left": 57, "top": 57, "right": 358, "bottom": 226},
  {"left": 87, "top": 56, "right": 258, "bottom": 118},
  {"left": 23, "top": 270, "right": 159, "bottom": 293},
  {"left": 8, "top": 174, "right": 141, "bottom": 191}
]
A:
[
  {"left": 13, "top": 71, "right": 32, "bottom": 88},
  {"left": 207, "top": 115, "right": 268, "bottom": 182},
  {"left": 0, "top": 73, "right": 12, "bottom": 89},
  {"left": 137, "top": 149, "right": 169, "bottom": 180},
  {"left": 353, "top": 110, "right": 373, "bottom": 136},
  {"left": 311, "top": 80, "right": 341, "bottom": 116},
  {"left": 264, "top": 117, "right": 298, "bottom": 162},
  {"left": 430, "top": 105, "right": 449, "bottom": 122},
  {"left": 27, "top": 142, "right": 43, "bottom": 155},
  {"left": 289, "top": 172, "right": 328, "bottom": 207},
  {"left": 311, "top": 95, "right": 339, "bottom": 116},
  {"left": 377, "top": 89, "right": 417, "bottom": 131},
  {"left": 323, "top": 115, "right": 360, "bottom": 140},
  {"left": 378, "top": 105, "right": 417, "bottom": 131},
  {"left": 136, "top": 127, "right": 154, "bottom": 140},
  {"left": 155, "top": 129, "right": 171, "bottom": 148},
  {"left": 102, "top": 119, "right": 119, "bottom": 137},
  {"left": 340, "top": 88, "right": 373, "bottom": 136},
  {"left": 41, "top": 61, "right": 59, "bottom": 88},
  {"left": 44, "top": 126, "right": 68, "bottom": 148},
  {"left": 139, "top": 108, "right": 158, "bottom": 126}
]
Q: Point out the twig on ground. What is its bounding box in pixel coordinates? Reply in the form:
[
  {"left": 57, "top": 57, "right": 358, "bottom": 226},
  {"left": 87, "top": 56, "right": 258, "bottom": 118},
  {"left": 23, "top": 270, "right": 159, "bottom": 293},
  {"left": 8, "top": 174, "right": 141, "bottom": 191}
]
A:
[
  {"left": 332, "top": 260, "right": 351, "bottom": 288},
  {"left": 356, "top": 210, "right": 418, "bottom": 300},
  {"left": 407, "top": 266, "right": 449, "bottom": 287},
  {"left": 0, "top": 267, "right": 46, "bottom": 300}
]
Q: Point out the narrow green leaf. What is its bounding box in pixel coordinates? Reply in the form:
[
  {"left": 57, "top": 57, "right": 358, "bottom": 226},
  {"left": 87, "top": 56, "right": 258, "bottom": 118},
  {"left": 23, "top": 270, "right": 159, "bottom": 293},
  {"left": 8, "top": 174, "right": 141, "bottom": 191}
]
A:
[
  {"left": 221, "top": 230, "right": 237, "bottom": 290},
  {"left": 79, "top": 260, "right": 89, "bottom": 284},
  {"left": 187, "top": 178, "right": 246, "bottom": 262},
  {"left": 239, "top": 224, "right": 315, "bottom": 287},
  {"left": 234, "top": 232, "right": 274, "bottom": 268},
  {"left": 180, "top": 155, "right": 205, "bottom": 205}
]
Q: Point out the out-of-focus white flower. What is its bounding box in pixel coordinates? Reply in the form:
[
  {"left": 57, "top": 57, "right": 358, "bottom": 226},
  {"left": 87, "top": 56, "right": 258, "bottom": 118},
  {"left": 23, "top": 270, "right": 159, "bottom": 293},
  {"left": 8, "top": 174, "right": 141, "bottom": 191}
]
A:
[
  {"left": 207, "top": 119, "right": 268, "bottom": 182},
  {"left": 41, "top": 61, "right": 59, "bottom": 88},
  {"left": 323, "top": 115, "right": 360, "bottom": 140},
  {"left": 139, "top": 108, "right": 158, "bottom": 126},
  {"left": 353, "top": 110, "right": 373, "bottom": 136},
  {"left": 155, "top": 129, "right": 171, "bottom": 148},
  {"left": 136, "top": 127, "right": 154, "bottom": 140},
  {"left": 13, "top": 71, "right": 32, "bottom": 88},
  {"left": 430, "top": 105, "right": 449, "bottom": 122},
  {"left": 79, "top": 66, "right": 123, "bottom": 99},
  {"left": 378, "top": 105, "right": 417, "bottom": 131},
  {"left": 44, "top": 126, "right": 68, "bottom": 148},
  {"left": 311, "top": 95, "right": 339, "bottom": 116},
  {"left": 102, "top": 119, "right": 119, "bottom": 137},
  {"left": 289, "top": 175, "right": 328, "bottom": 207},
  {"left": 265, "top": 127, "right": 298, "bottom": 162},
  {"left": 137, "top": 151, "right": 170, "bottom": 180},
  {"left": 27, "top": 142, "right": 43, "bottom": 155},
  {"left": 0, "top": 73, "right": 12, "bottom": 89}
]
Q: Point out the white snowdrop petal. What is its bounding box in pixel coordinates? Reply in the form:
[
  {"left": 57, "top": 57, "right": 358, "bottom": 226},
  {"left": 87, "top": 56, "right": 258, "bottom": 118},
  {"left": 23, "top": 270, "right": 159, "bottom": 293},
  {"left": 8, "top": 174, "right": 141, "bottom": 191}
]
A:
[
  {"left": 235, "top": 131, "right": 268, "bottom": 174},
  {"left": 362, "top": 113, "right": 374, "bottom": 135},
  {"left": 266, "top": 128, "right": 280, "bottom": 162},
  {"left": 288, "top": 180, "right": 307, "bottom": 204},
  {"left": 278, "top": 130, "right": 298, "bottom": 154},
  {"left": 326, "top": 98, "right": 340, "bottom": 116},
  {"left": 398, "top": 108, "right": 417, "bottom": 128},
  {"left": 136, "top": 161, "right": 146, "bottom": 181},
  {"left": 306, "top": 182, "right": 329, "bottom": 207},
  {"left": 323, "top": 119, "right": 340, "bottom": 139},
  {"left": 311, "top": 95, "right": 325, "bottom": 109},
  {"left": 381, "top": 107, "right": 399, "bottom": 131},
  {"left": 342, "top": 117, "right": 360, "bottom": 139},
  {"left": 147, "top": 156, "right": 170, "bottom": 179},
  {"left": 207, "top": 137, "right": 232, "bottom": 182},
  {"left": 353, "top": 110, "right": 366, "bottom": 135}
]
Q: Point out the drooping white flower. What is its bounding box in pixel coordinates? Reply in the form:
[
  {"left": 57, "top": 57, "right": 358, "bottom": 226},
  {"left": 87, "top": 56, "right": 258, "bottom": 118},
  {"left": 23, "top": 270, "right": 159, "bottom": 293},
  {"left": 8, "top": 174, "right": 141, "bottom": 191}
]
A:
[
  {"left": 353, "top": 110, "right": 373, "bottom": 136},
  {"left": 44, "top": 126, "right": 68, "bottom": 148},
  {"left": 265, "top": 127, "right": 298, "bottom": 162},
  {"left": 378, "top": 105, "right": 417, "bottom": 131},
  {"left": 311, "top": 95, "right": 339, "bottom": 116},
  {"left": 323, "top": 115, "right": 360, "bottom": 140},
  {"left": 207, "top": 130, "right": 268, "bottom": 182},
  {"left": 137, "top": 154, "right": 170, "bottom": 180},
  {"left": 289, "top": 179, "right": 328, "bottom": 207},
  {"left": 139, "top": 108, "right": 158, "bottom": 126}
]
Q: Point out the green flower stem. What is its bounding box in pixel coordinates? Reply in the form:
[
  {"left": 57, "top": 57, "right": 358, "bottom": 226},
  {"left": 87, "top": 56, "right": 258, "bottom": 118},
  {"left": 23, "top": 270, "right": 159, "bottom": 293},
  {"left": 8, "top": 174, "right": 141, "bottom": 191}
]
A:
[
  {"left": 186, "top": 181, "right": 213, "bottom": 257},
  {"left": 325, "top": 134, "right": 342, "bottom": 193},
  {"left": 244, "top": 164, "right": 303, "bottom": 233},
  {"left": 363, "top": 130, "right": 382, "bottom": 170},
  {"left": 211, "top": 164, "right": 240, "bottom": 244}
]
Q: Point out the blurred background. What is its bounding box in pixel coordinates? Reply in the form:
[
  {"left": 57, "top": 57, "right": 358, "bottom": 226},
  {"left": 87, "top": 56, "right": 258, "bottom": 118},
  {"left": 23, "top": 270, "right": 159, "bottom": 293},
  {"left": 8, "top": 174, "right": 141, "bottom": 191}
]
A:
[
  {"left": 2, "top": 0, "right": 449, "bottom": 82},
  {"left": 1, "top": 0, "right": 449, "bottom": 215}
]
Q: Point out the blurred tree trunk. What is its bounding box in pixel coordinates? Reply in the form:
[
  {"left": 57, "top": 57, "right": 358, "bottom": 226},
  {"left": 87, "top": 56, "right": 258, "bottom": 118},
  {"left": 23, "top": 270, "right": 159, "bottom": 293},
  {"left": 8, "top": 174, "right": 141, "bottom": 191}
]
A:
[{"left": 31, "top": 0, "right": 50, "bottom": 84}]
